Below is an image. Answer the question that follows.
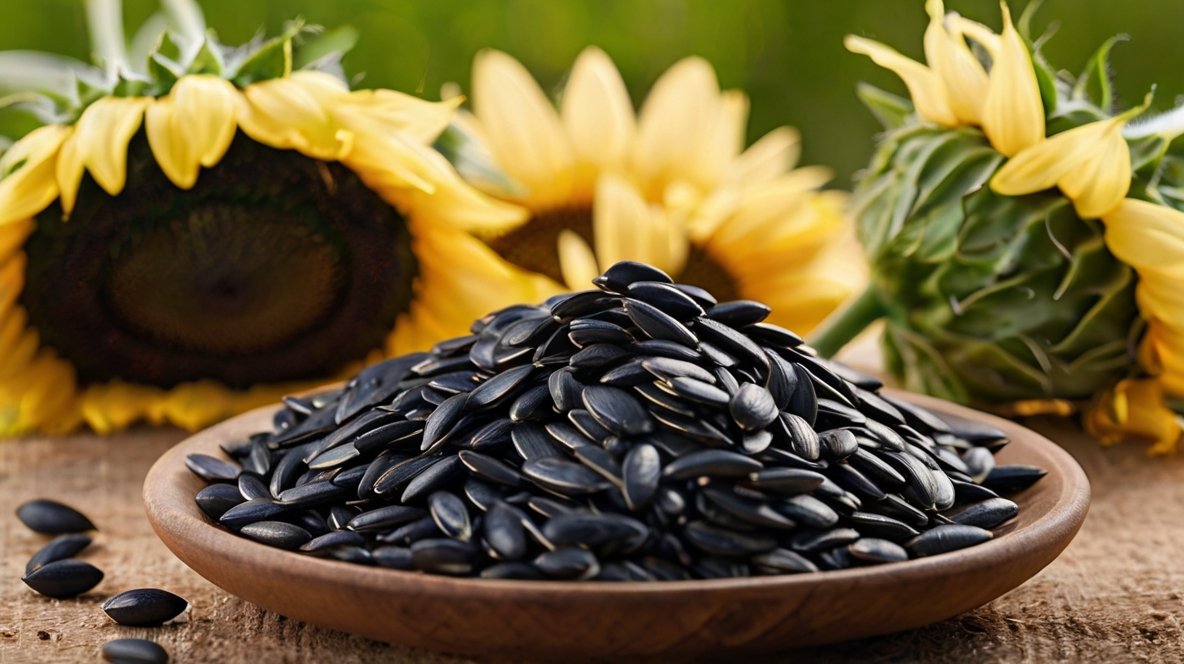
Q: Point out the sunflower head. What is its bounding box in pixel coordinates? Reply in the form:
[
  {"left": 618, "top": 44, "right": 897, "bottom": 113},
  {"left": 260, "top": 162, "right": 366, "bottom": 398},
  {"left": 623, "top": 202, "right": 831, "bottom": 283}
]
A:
[
  {"left": 820, "top": 0, "right": 1184, "bottom": 452},
  {"left": 0, "top": 0, "right": 552, "bottom": 436},
  {"left": 440, "top": 47, "right": 866, "bottom": 344}
]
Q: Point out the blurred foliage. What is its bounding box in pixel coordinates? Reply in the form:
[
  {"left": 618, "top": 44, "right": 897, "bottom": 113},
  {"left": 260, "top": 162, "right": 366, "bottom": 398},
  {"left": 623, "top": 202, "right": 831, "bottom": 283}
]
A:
[{"left": 2, "top": 0, "right": 1182, "bottom": 187}]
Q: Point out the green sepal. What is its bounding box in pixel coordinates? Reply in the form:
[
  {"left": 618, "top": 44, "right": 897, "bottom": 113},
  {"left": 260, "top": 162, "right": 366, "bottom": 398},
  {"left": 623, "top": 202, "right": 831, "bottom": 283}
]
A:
[
  {"left": 1072, "top": 35, "right": 1127, "bottom": 112},
  {"left": 227, "top": 20, "right": 305, "bottom": 86},
  {"left": 855, "top": 83, "right": 912, "bottom": 131}
]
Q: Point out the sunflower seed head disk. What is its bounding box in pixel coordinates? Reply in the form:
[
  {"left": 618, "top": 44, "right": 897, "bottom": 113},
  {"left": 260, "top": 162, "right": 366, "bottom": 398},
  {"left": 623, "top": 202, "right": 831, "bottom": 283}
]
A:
[{"left": 192, "top": 261, "right": 1044, "bottom": 580}]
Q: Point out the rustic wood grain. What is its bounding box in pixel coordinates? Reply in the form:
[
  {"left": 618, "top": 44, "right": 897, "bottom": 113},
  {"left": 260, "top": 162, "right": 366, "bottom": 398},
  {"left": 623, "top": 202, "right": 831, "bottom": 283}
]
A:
[{"left": 2, "top": 418, "right": 1181, "bottom": 663}]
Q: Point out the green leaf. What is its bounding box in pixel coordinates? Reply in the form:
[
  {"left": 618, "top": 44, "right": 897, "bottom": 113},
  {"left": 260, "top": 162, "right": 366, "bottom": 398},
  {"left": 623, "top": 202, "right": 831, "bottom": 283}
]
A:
[
  {"left": 855, "top": 83, "right": 912, "bottom": 130},
  {"left": 1072, "top": 35, "right": 1127, "bottom": 112},
  {"left": 228, "top": 20, "right": 305, "bottom": 86},
  {"left": 293, "top": 25, "right": 359, "bottom": 72}
]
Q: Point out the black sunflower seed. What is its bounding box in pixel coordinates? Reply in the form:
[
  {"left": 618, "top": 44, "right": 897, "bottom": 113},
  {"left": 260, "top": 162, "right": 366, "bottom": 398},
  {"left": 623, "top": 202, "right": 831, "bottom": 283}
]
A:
[
  {"left": 848, "top": 537, "right": 909, "bottom": 564},
  {"left": 26, "top": 534, "right": 93, "bottom": 575},
  {"left": 594, "top": 260, "right": 673, "bottom": 291},
  {"left": 372, "top": 545, "right": 414, "bottom": 569},
  {"left": 665, "top": 376, "right": 730, "bottom": 406},
  {"left": 849, "top": 511, "right": 920, "bottom": 542},
  {"left": 195, "top": 484, "right": 245, "bottom": 521},
  {"left": 401, "top": 455, "right": 464, "bottom": 503},
  {"left": 240, "top": 520, "right": 312, "bottom": 550},
  {"left": 522, "top": 457, "right": 609, "bottom": 495},
  {"left": 581, "top": 385, "right": 654, "bottom": 436},
  {"left": 907, "top": 524, "right": 993, "bottom": 557},
  {"left": 628, "top": 339, "right": 701, "bottom": 362},
  {"left": 100, "top": 638, "right": 169, "bottom": 664},
  {"left": 624, "top": 298, "right": 698, "bottom": 346},
  {"left": 626, "top": 281, "right": 704, "bottom": 320},
  {"left": 22, "top": 559, "right": 103, "bottom": 598},
  {"left": 466, "top": 365, "right": 534, "bottom": 410},
  {"left": 372, "top": 455, "right": 440, "bottom": 496},
  {"left": 621, "top": 443, "right": 661, "bottom": 511},
  {"left": 16, "top": 499, "right": 97, "bottom": 535},
  {"left": 745, "top": 467, "right": 826, "bottom": 494},
  {"left": 982, "top": 465, "right": 1047, "bottom": 494},
  {"left": 101, "top": 588, "right": 190, "bottom": 626},
  {"left": 481, "top": 562, "right": 546, "bottom": 579},
  {"left": 751, "top": 548, "right": 818, "bottom": 574},
  {"left": 458, "top": 449, "right": 523, "bottom": 487},
  {"left": 218, "top": 498, "right": 288, "bottom": 529},
  {"left": 410, "top": 538, "right": 476, "bottom": 575},
  {"left": 682, "top": 521, "right": 776, "bottom": 557},
  {"left": 730, "top": 383, "right": 779, "bottom": 431},
  {"left": 484, "top": 501, "right": 528, "bottom": 560},
  {"left": 663, "top": 449, "right": 763, "bottom": 479},
  {"left": 542, "top": 513, "right": 649, "bottom": 555},
  {"left": 950, "top": 497, "right": 1020, "bottom": 529},
  {"left": 301, "top": 530, "right": 366, "bottom": 553},
  {"left": 775, "top": 494, "right": 839, "bottom": 529},
  {"left": 509, "top": 384, "right": 555, "bottom": 422},
  {"left": 428, "top": 491, "right": 471, "bottom": 542},
  {"left": 534, "top": 547, "right": 601, "bottom": 579},
  {"left": 693, "top": 318, "right": 769, "bottom": 372}
]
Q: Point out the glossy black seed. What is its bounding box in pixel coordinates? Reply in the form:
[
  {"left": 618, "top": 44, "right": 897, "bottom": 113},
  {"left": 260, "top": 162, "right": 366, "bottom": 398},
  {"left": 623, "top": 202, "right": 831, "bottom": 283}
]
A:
[
  {"left": 534, "top": 547, "right": 601, "bottom": 579},
  {"left": 627, "top": 281, "right": 704, "bottom": 320},
  {"left": 848, "top": 538, "right": 909, "bottom": 564},
  {"left": 21, "top": 559, "right": 103, "bottom": 598},
  {"left": 693, "top": 318, "right": 769, "bottom": 372},
  {"left": 522, "top": 457, "right": 609, "bottom": 495},
  {"left": 344, "top": 503, "right": 424, "bottom": 533},
  {"left": 218, "top": 498, "right": 288, "bottom": 529},
  {"left": 428, "top": 491, "right": 472, "bottom": 542},
  {"left": 819, "top": 429, "right": 859, "bottom": 460},
  {"left": 982, "top": 465, "right": 1048, "bottom": 494},
  {"left": 101, "top": 588, "right": 190, "bottom": 626},
  {"left": 372, "top": 545, "right": 414, "bottom": 569},
  {"left": 372, "top": 455, "right": 440, "bottom": 496},
  {"left": 26, "top": 534, "right": 92, "bottom": 575},
  {"left": 421, "top": 393, "right": 468, "bottom": 450},
  {"left": 101, "top": 638, "right": 170, "bottom": 664},
  {"left": 775, "top": 495, "right": 839, "bottom": 529},
  {"left": 377, "top": 516, "right": 441, "bottom": 545},
  {"left": 664, "top": 449, "right": 763, "bottom": 479},
  {"left": 629, "top": 339, "right": 701, "bottom": 362},
  {"left": 787, "top": 363, "right": 818, "bottom": 425},
  {"left": 277, "top": 480, "right": 349, "bottom": 507},
  {"left": 780, "top": 413, "right": 821, "bottom": 460},
  {"left": 305, "top": 443, "right": 360, "bottom": 470},
  {"left": 182, "top": 454, "right": 240, "bottom": 483},
  {"left": 240, "top": 521, "right": 312, "bottom": 550},
  {"left": 752, "top": 548, "right": 818, "bottom": 574},
  {"left": 730, "top": 383, "right": 779, "bottom": 431},
  {"left": 353, "top": 420, "right": 424, "bottom": 455},
  {"left": 301, "top": 530, "right": 366, "bottom": 553},
  {"left": 665, "top": 376, "right": 730, "bottom": 406},
  {"left": 624, "top": 298, "right": 698, "bottom": 346},
  {"left": 410, "top": 538, "right": 476, "bottom": 575},
  {"left": 907, "top": 524, "right": 993, "bottom": 557},
  {"left": 620, "top": 444, "right": 661, "bottom": 511},
  {"left": 236, "top": 474, "right": 270, "bottom": 501},
  {"left": 466, "top": 365, "right": 534, "bottom": 410},
  {"left": 399, "top": 455, "right": 463, "bottom": 504},
  {"left": 195, "top": 484, "right": 245, "bottom": 521},
  {"left": 849, "top": 512, "right": 921, "bottom": 542},
  {"left": 950, "top": 497, "right": 1020, "bottom": 529},
  {"left": 595, "top": 261, "right": 673, "bottom": 291},
  {"left": 458, "top": 449, "right": 523, "bottom": 487},
  {"left": 484, "top": 502, "right": 528, "bottom": 560},
  {"left": 582, "top": 385, "right": 654, "bottom": 436},
  {"left": 481, "top": 562, "right": 546, "bottom": 579},
  {"left": 16, "top": 499, "right": 97, "bottom": 535},
  {"left": 746, "top": 467, "right": 826, "bottom": 494},
  {"left": 704, "top": 488, "right": 796, "bottom": 530},
  {"left": 682, "top": 521, "right": 776, "bottom": 557},
  {"left": 573, "top": 446, "right": 624, "bottom": 485},
  {"left": 788, "top": 527, "right": 861, "bottom": 553},
  {"left": 509, "top": 384, "right": 555, "bottom": 423},
  {"left": 706, "top": 300, "right": 771, "bottom": 327},
  {"left": 548, "top": 369, "right": 584, "bottom": 412}
]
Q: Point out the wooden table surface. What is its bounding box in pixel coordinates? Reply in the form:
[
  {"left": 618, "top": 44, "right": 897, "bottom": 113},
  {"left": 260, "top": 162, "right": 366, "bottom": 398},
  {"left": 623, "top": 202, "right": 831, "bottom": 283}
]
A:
[{"left": 2, "top": 416, "right": 1182, "bottom": 663}]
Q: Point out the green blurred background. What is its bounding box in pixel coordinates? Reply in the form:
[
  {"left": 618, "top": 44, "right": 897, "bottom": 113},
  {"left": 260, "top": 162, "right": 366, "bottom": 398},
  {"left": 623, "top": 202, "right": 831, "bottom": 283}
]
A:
[{"left": 2, "top": 0, "right": 1181, "bottom": 187}]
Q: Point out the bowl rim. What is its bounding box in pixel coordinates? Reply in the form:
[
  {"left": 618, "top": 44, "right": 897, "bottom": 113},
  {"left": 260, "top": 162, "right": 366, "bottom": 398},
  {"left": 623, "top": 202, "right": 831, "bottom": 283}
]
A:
[{"left": 144, "top": 389, "right": 1090, "bottom": 599}]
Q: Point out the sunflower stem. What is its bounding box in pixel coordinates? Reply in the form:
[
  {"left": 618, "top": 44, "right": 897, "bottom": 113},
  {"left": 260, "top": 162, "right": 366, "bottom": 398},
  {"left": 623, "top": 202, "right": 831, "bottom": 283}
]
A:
[{"left": 808, "top": 286, "right": 886, "bottom": 359}]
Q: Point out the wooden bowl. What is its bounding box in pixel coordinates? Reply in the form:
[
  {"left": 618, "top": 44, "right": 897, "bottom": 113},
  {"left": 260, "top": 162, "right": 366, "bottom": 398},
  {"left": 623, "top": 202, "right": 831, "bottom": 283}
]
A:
[{"left": 143, "top": 391, "right": 1089, "bottom": 658}]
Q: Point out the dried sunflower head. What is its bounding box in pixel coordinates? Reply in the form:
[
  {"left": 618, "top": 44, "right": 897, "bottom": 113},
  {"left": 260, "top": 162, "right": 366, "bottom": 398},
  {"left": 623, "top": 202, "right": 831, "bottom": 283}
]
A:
[
  {"left": 0, "top": 1, "right": 552, "bottom": 435},
  {"left": 437, "top": 47, "right": 866, "bottom": 338},
  {"left": 817, "top": 0, "right": 1184, "bottom": 453}
]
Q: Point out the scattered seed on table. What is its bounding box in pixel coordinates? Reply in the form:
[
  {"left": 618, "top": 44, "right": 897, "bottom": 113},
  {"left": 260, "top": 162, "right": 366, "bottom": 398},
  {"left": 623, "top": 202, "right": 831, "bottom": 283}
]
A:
[
  {"left": 101, "top": 588, "right": 191, "bottom": 626},
  {"left": 25, "top": 534, "right": 92, "bottom": 574},
  {"left": 21, "top": 559, "right": 103, "bottom": 598},
  {"left": 16, "top": 499, "right": 96, "bottom": 534},
  {"left": 101, "top": 638, "right": 169, "bottom": 664}
]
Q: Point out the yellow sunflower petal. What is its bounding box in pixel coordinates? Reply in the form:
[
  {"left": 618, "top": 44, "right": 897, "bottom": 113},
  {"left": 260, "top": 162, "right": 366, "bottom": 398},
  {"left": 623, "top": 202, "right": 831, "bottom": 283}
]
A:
[
  {"left": 1057, "top": 122, "right": 1131, "bottom": 219},
  {"left": 239, "top": 71, "right": 352, "bottom": 161},
  {"left": 161, "top": 381, "right": 234, "bottom": 431},
  {"left": 0, "top": 125, "right": 68, "bottom": 226},
  {"left": 561, "top": 47, "right": 635, "bottom": 191},
  {"left": 80, "top": 381, "right": 160, "bottom": 435},
  {"left": 991, "top": 118, "right": 1119, "bottom": 201},
  {"left": 472, "top": 50, "right": 574, "bottom": 208},
  {"left": 340, "top": 88, "right": 458, "bottom": 145},
  {"left": 924, "top": 0, "right": 989, "bottom": 125},
  {"left": 55, "top": 96, "right": 150, "bottom": 210},
  {"left": 632, "top": 57, "right": 727, "bottom": 194},
  {"left": 593, "top": 174, "right": 653, "bottom": 268},
  {"left": 980, "top": 3, "right": 1044, "bottom": 156},
  {"left": 947, "top": 13, "right": 1002, "bottom": 56},
  {"left": 557, "top": 229, "right": 601, "bottom": 291},
  {"left": 0, "top": 219, "right": 33, "bottom": 265},
  {"left": 844, "top": 35, "right": 958, "bottom": 127},
  {"left": 0, "top": 351, "right": 78, "bottom": 436},
  {"left": 0, "top": 251, "right": 26, "bottom": 319},
  {"left": 1086, "top": 378, "right": 1181, "bottom": 454},
  {"left": 146, "top": 75, "right": 240, "bottom": 189},
  {"left": 733, "top": 127, "right": 800, "bottom": 184}
]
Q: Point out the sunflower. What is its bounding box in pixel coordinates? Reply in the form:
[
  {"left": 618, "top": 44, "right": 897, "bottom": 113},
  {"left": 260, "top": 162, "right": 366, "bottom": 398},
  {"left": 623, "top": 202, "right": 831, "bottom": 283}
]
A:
[
  {"left": 0, "top": 2, "right": 549, "bottom": 435},
  {"left": 822, "top": 0, "right": 1184, "bottom": 452},
  {"left": 445, "top": 47, "right": 865, "bottom": 336}
]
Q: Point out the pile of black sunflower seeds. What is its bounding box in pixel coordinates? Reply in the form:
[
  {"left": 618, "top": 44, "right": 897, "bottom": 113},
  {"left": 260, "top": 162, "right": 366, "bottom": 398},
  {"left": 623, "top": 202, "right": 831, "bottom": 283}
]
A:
[{"left": 192, "top": 261, "right": 1046, "bottom": 581}]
